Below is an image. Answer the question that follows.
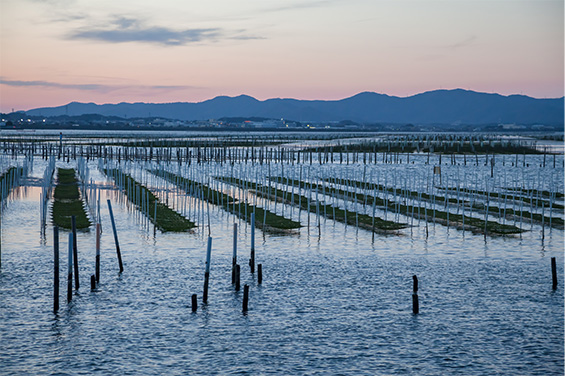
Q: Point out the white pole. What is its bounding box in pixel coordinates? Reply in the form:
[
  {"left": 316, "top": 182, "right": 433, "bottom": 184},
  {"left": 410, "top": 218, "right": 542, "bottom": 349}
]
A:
[
  {"left": 67, "top": 232, "right": 73, "bottom": 302},
  {"left": 202, "top": 236, "right": 212, "bottom": 303}
]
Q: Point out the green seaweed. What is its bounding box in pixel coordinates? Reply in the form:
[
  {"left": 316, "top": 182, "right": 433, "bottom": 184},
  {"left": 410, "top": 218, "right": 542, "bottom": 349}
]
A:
[
  {"left": 51, "top": 168, "right": 91, "bottom": 230},
  {"left": 271, "top": 176, "right": 524, "bottom": 235},
  {"left": 152, "top": 169, "right": 301, "bottom": 231},
  {"left": 104, "top": 168, "right": 195, "bottom": 232},
  {"left": 216, "top": 176, "right": 407, "bottom": 232}
]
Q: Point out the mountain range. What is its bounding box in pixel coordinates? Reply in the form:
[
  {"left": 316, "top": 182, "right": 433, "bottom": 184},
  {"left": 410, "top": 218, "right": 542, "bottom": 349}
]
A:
[{"left": 24, "top": 89, "right": 564, "bottom": 125}]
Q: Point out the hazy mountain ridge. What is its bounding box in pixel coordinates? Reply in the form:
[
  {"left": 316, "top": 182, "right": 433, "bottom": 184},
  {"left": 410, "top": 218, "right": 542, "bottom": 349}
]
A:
[{"left": 24, "top": 89, "right": 564, "bottom": 125}]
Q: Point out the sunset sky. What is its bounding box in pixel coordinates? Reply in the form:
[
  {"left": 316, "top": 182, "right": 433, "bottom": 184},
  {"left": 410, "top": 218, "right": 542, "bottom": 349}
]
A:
[{"left": 0, "top": 0, "right": 563, "bottom": 112}]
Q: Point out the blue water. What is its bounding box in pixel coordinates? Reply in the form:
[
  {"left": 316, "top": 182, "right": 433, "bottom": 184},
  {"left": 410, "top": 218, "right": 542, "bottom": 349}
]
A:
[{"left": 0, "top": 157, "right": 563, "bottom": 375}]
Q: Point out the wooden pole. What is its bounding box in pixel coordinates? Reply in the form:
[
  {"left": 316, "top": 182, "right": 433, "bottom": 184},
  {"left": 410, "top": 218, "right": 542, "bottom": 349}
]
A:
[
  {"left": 412, "top": 293, "right": 419, "bottom": 314},
  {"left": 250, "top": 213, "right": 255, "bottom": 273},
  {"left": 90, "top": 275, "right": 96, "bottom": 290},
  {"left": 203, "top": 236, "right": 212, "bottom": 304},
  {"left": 243, "top": 284, "right": 249, "bottom": 312},
  {"left": 53, "top": 226, "right": 59, "bottom": 312},
  {"left": 412, "top": 275, "right": 419, "bottom": 314},
  {"left": 67, "top": 232, "right": 73, "bottom": 302},
  {"left": 71, "top": 216, "right": 79, "bottom": 290},
  {"left": 95, "top": 223, "right": 101, "bottom": 283},
  {"left": 107, "top": 200, "right": 124, "bottom": 273},
  {"left": 235, "top": 264, "right": 240, "bottom": 291},
  {"left": 191, "top": 294, "right": 198, "bottom": 312},
  {"left": 258, "top": 263, "right": 263, "bottom": 285},
  {"left": 552, "top": 257, "right": 558, "bottom": 290},
  {"left": 232, "top": 223, "right": 237, "bottom": 284}
]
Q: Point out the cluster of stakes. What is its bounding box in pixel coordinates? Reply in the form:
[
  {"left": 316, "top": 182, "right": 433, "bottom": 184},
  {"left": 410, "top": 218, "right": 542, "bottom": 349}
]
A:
[
  {"left": 50, "top": 210, "right": 263, "bottom": 314},
  {"left": 192, "top": 219, "right": 262, "bottom": 313}
]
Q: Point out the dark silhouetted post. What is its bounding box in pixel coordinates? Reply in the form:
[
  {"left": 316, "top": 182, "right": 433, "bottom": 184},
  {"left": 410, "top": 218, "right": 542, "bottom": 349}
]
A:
[
  {"left": 191, "top": 294, "right": 197, "bottom": 312},
  {"left": 71, "top": 216, "right": 79, "bottom": 290},
  {"left": 412, "top": 275, "right": 419, "bottom": 314},
  {"left": 203, "top": 236, "right": 212, "bottom": 304},
  {"left": 235, "top": 264, "right": 240, "bottom": 291},
  {"left": 54, "top": 226, "right": 59, "bottom": 312},
  {"left": 552, "top": 257, "right": 558, "bottom": 290},
  {"left": 243, "top": 284, "right": 249, "bottom": 312},
  {"left": 90, "top": 275, "right": 96, "bottom": 290},
  {"left": 107, "top": 200, "right": 124, "bottom": 273},
  {"left": 258, "top": 264, "right": 263, "bottom": 285}
]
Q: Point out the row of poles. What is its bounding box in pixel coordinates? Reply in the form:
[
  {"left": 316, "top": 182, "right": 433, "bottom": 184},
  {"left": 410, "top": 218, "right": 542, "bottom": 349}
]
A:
[{"left": 7, "top": 136, "right": 561, "bottom": 170}]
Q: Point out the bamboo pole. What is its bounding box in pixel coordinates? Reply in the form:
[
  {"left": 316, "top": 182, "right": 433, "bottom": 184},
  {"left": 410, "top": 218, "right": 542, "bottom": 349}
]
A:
[
  {"left": 107, "top": 200, "right": 124, "bottom": 273},
  {"left": 203, "top": 236, "right": 212, "bottom": 304}
]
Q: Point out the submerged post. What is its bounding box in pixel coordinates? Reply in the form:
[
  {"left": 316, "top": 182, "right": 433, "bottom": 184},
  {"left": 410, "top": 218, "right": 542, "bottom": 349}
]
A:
[
  {"left": 235, "top": 264, "right": 241, "bottom": 291},
  {"left": 95, "top": 223, "right": 101, "bottom": 283},
  {"left": 191, "top": 294, "right": 198, "bottom": 312},
  {"left": 107, "top": 200, "right": 124, "bottom": 273},
  {"left": 258, "top": 263, "right": 263, "bottom": 285},
  {"left": 71, "top": 216, "right": 79, "bottom": 290},
  {"left": 412, "top": 275, "right": 419, "bottom": 314},
  {"left": 232, "top": 223, "right": 237, "bottom": 284},
  {"left": 552, "top": 257, "right": 558, "bottom": 290},
  {"left": 243, "top": 284, "right": 249, "bottom": 312},
  {"left": 203, "top": 236, "right": 212, "bottom": 304},
  {"left": 67, "top": 232, "right": 73, "bottom": 302},
  {"left": 250, "top": 213, "right": 255, "bottom": 273},
  {"left": 54, "top": 226, "right": 60, "bottom": 313}
]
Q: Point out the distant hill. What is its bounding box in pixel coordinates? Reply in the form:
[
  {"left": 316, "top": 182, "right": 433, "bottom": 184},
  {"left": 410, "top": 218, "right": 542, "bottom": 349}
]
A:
[{"left": 25, "top": 89, "right": 564, "bottom": 125}]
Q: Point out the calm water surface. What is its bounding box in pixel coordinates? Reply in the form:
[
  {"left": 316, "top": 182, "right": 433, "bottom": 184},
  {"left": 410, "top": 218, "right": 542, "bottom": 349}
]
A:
[{"left": 0, "top": 157, "right": 563, "bottom": 375}]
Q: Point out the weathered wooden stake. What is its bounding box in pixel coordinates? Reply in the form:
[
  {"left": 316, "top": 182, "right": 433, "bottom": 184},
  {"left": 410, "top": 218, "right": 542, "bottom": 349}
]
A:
[
  {"left": 107, "top": 200, "right": 124, "bottom": 273},
  {"left": 412, "top": 293, "right": 419, "bottom": 314},
  {"left": 53, "top": 226, "right": 59, "bottom": 312},
  {"left": 67, "top": 232, "right": 73, "bottom": 302},
  {"left": 412, "top": 275, "right": 419, "bottom": 314},
  {"left": 235, "top": 264, "right": 240, "bottom": 291},
  {"left": 232, "top": 223, "right": 237, "bottom": 284},
  {"left": 250, "top": 213, "right": 255, "bottom": 273},
  {"left": 202, "top": 236, "right": 212, "bottom": 304},
  {"left": 243, "top": 284, "right": 249, "bottom": 312},
  {"left": 95, "top": 223, "right": 101, "bottom": 283},
  {"left": 191, "top": 294, "right": 198, "bottom": 312},
  {"left": 258, "top": 263, "right": 263, "bottom": 285},
  {"left": 71, "top": 216, "right": 80, "bottom": 290},
  {"left": 552, "top": 257, "right": 558, "bottom": 290},
  {"left": 90, "top": 275, "right": 96, "bottom": 290}
]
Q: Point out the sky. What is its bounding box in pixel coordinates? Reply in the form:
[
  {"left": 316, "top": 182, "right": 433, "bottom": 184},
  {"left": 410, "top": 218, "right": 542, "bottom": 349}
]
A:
[{"left": 0, "top": 0, "right": 563, "bottom": 112}]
